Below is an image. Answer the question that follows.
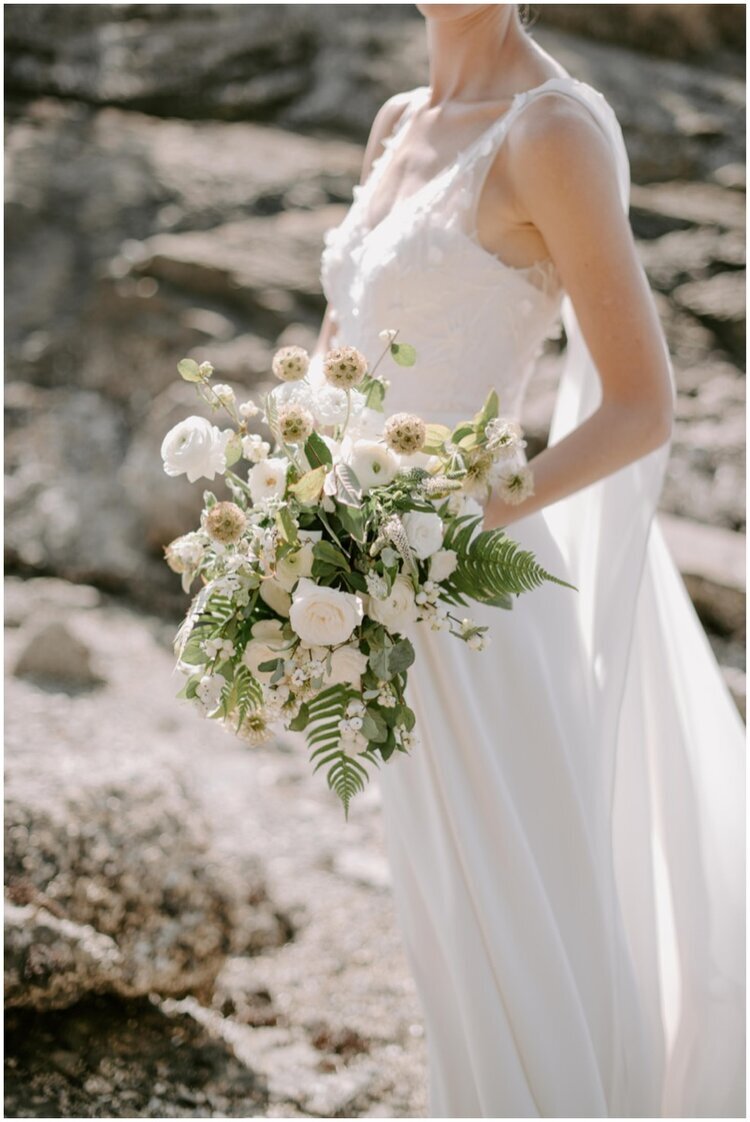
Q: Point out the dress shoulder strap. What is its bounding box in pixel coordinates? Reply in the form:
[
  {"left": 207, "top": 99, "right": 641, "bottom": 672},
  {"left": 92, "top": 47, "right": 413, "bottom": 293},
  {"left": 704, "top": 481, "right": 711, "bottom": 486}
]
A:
[{"left": 452, "top": 76, "right": 630, "bottom": 227}]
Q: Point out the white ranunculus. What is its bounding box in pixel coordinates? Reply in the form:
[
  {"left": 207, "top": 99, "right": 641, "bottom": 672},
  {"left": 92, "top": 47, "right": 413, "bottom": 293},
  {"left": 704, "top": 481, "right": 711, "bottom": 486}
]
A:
[
  {"left": 396, "top": 449, "right": 436, "bottom": 471},
  {"left": 366, "top": 574, "right": 418, "bottom": 633},
  {"left": 275, "top": 542, "right": 316, "bottom": 592},
  {"left": 347, "top": 405, "right": 386, "bottom": 440},
  {"left": 259, "top": 577, "right": 291, "bottom": 617},
  {"left": 289, "top": 578, "right": 363, "bottom": 646},
  {"left": 325, "top": 644, "right": 369, "bottom": 688},
  {"left": 346, "top": 439, "right": 399, "bottom": 493},
  {"left": 310, "top": 385, "right": 367, "bottom": 428},
  {"left": 429, "top": 548, "right": 459, "bottom": 582},
  {"left": 401, "top": 510, "right": 444, "bottom": 560},
  {"left": 248, "top": 457, "right": 289, "bottom": 503},
  {"left": 161, "top": 415, "right": 230, "bottom": 482}
]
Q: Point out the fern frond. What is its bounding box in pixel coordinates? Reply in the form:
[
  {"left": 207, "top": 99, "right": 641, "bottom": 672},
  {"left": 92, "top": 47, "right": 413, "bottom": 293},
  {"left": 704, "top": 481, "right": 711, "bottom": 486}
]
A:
[
  {"left": 443, "top": 526, "right": 576, "bottom": 608},
  {"left": 303, "top": 686, "right": 372, "bottom": 816}
]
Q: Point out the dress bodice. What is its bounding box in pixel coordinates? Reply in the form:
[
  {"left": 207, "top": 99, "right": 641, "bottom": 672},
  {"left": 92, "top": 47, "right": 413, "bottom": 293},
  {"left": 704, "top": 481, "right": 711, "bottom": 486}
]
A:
[{"left": 319, "top": 77, "right": 613, "bottom": 424}]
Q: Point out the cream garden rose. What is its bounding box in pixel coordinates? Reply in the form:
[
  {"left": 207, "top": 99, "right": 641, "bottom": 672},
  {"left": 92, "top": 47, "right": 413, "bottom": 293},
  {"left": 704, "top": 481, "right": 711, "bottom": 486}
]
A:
[
  {"left": 161, "top": 415, "right": 230, "bottom": 482},
  {"left": 366, "top": 574, "right": 418, "bottom": 632},
  {"left": 325, "top": 644, "right": 369, "bottom": 689},
  {"left": 259, "top": 578, "right": 292, "bottom": 617},
  {"left": 429, "top": 548, "right": 459, "bottom": 582},
  {"left": 289, "top": 578, "right": 364, "bottom": 646},
  {"left": 401, "top": 510, "right": 444, "bottom": 560}
]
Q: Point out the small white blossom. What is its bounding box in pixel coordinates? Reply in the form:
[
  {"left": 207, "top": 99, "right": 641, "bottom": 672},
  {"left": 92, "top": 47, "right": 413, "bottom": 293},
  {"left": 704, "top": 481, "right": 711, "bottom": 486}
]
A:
[{"left": 242, "top": 434, "right": 270, "bottom": 462}]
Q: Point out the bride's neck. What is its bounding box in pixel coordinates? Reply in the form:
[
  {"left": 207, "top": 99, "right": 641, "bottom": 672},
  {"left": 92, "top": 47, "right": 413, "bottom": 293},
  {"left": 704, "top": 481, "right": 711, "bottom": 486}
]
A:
[{"left": 424, "top": 6, "right": 530, "bottom": 106}]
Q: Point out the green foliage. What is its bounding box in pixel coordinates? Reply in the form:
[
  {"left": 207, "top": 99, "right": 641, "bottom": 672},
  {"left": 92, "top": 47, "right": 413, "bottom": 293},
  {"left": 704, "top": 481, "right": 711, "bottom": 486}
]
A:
[
  {"left": 304, "top": 431, "right": 333, "bottom": 469},
  {"left": 289, "top": 465, "right": 326, "bottom": 504},
  {"left": 312, "top": 540, "right": 351, "bottom": 573},
  {"left": 177, "top": 591, "right": 236, "bottom": 663},
  {"left": 390, "top": 342, "right": 417, "bottom": 367},
  {"left": 333, "top": 463, "right": 362, "bottom": 507},
  {"left": 302, "top": 685, "right": 370, "bottom": 818},
  {"left": 276, "top": 505, "right": 299, "bottom": 545},
  {"left": 178, "top": 358, "right": 203, "bottom": 382},
  {"left": 440, "top": 517, "right": 577, "bottom": 608}
]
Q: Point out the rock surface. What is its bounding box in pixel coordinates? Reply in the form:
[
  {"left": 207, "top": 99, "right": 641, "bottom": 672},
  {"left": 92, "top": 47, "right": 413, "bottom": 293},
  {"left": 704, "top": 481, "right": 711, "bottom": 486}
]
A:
[{"left": 4, "top": 575, "right": 428, "bottom": 1117}]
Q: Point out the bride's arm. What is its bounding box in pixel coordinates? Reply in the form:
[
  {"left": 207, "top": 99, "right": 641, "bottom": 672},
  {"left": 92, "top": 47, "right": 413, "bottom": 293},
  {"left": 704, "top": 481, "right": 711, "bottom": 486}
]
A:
[{"left": 484, "top": 95, "right": 675, "bottom": 530}]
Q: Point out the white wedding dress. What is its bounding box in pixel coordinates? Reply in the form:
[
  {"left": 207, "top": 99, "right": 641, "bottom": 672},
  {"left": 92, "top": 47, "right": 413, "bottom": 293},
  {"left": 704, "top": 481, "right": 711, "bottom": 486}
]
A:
[{"left": 318, "top": 77, "right": 745, "bottom": 1118}]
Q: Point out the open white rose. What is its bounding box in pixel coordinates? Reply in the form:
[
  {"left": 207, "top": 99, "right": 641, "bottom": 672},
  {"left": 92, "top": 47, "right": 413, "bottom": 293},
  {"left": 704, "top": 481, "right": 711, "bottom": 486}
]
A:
[
  {"left": 161, "top": 415, "right": 230, "bottom": 482},
  {"left": 429, "top": 548, "right": 459, "bottom": 582},
  {"left": 366, "top": 574, "right": 418, "bottom": 633},
  {"left": 259, "top": 577, "right": 291, "bottom": 617},
  {"left": 325, "top": 644, "right": 369, "bottom": 688},
  {"left": 401, "top": 510, "right": 444, "bottom": 560},
  {"left": 252, "top": 619, "right": 285, "bottom": 643},
  {"left": 275, "top": 542, "right": 316, "bottom": 592},
  {"left": 346, "top": 439, "right": 399, "bottom": 493},
  {"left": 242, "top": 637, "right": 284, "bottom": 678},
  {"left": 289, "top": 578, "right": 363, "bottom": 646},
  {"left": 248, "top": 457, "right": 289, "bottom": 503}
]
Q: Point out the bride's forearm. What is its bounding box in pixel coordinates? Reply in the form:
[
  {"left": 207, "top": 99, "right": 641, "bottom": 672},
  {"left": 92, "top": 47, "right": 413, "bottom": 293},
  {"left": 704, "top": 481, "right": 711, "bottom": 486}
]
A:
[{"left": 485, "top": 399, "right": 673, "bottom": 529}]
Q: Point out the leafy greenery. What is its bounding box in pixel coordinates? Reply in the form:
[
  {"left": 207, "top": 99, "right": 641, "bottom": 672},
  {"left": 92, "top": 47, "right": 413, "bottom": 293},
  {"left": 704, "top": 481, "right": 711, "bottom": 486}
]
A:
[{"left": 440, "top": 512, "right": 577, "bottom": 608}]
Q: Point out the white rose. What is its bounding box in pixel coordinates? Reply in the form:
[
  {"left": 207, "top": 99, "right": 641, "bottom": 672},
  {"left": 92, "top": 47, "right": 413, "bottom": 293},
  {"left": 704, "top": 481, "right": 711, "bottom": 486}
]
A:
[
  {"left": 289, "top": 578, "right": 363, "bottom": 646},
  {"left": 367, "top": 574, "right": 418, "bottom": 633},
  {"left": 325, "top": 644, "right": 369, "bottom": 689},
  {"left": 252, "top": 619, "right": 285, "bottom": 642},
  {"left": 346, "top": 439, "right": 399, "bottom": 493},
  {"left": 429, "top": 548, "right": 458, "bottom": 582},
  {"left": 401, "top": 510, "right": 444, "bottom": 560},
  {"left": 259, "top": 578, "right": 291, "bottom": 617},
  {"left": 242, "top": 638, "right": 284, "bottom": 678},
  {"left": 275, "top": 542, "right": 316, "bottom": 592},
  {"left": 161, "top": 415, "right": 230, "bottom": 483},
  {"left": 248, "top": 457, "right": 289, "bottom": 503}
]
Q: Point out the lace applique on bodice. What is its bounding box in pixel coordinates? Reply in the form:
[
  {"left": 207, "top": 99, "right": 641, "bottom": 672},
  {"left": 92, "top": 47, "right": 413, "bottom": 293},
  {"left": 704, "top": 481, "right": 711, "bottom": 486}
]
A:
[{"left": 320, "top": 77, "right": 614, "bottom": 424}]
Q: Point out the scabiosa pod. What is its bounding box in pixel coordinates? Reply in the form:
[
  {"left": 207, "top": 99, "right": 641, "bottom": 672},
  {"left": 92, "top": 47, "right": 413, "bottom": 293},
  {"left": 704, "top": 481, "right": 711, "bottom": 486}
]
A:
[
  {"left": 272, "top": 344, "right": 310, "bottom": 382},
  {"left": 383, "top": 412, "right": 427, "bottom": 455},
  {"left": 277, "top": 401, "right": 314, "bottom": 444},
  {"left": 322, "top": 344, "right": 368, "bottom": 389},
  {"left": 204, "top": 501, "right": 247, "bottom": 544}
]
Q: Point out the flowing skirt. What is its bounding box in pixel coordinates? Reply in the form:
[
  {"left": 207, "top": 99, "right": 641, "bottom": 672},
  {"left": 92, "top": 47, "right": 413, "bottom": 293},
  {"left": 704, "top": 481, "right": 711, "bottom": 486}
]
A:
[{"left": 377, "top": 499, "right": 745, "bottom": 1118}]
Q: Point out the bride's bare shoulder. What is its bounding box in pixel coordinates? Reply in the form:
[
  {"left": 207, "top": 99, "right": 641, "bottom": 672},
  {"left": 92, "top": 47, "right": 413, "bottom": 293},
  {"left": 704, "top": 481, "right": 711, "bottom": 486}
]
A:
[{"left": 506, "top": 87, "right": 616, "bottom": 180}]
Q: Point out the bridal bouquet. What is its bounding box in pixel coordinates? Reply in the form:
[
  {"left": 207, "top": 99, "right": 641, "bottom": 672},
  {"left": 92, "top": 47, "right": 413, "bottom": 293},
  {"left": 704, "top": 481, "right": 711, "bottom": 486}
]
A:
[{"left": 161, "top": 329, "right": 573, "bottom": 815}]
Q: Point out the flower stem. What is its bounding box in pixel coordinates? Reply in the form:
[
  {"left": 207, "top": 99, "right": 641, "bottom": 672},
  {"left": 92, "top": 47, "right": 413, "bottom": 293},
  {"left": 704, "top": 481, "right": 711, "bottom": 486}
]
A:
[{"left": 369, "top": 328, "right": 400, "bottom": 380}]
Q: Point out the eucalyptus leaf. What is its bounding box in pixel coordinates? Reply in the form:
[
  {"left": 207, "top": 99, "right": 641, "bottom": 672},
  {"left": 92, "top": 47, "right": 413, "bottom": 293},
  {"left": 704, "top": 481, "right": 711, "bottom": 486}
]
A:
[
  {"left": 178, "top": 358, "right": 202, "bottom": 382},
  {"left": 290, "top": 465, "right": 326, "bottom": 505},
  {"left": 390, "top": 342, "right": 417, "bottom": 367}
]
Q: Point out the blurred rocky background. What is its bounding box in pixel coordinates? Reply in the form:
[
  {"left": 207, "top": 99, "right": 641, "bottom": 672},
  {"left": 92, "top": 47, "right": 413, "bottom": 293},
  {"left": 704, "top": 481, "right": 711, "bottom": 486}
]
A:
[{"left": 4, "top": 4, "right": 745, "bottom": 1117}]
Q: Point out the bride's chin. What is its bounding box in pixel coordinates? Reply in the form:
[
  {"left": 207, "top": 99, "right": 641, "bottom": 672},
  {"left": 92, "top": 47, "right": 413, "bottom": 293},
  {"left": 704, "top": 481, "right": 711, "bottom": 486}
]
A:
[{"left": 416, "top": 3, "right": 502, "bottom": 21}]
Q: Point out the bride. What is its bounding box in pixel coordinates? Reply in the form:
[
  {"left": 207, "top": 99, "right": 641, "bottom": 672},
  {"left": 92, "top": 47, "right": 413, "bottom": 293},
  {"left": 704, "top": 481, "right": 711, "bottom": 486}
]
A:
[{"left": 313, "top": 4, "right": 745, "bottom": 1117}]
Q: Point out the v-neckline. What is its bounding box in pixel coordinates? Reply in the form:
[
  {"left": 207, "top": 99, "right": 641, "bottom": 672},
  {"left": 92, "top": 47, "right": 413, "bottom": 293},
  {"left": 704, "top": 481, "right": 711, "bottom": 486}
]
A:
[{"left": 357, "top": 74, "right": 582, "bottom": 243}]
